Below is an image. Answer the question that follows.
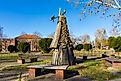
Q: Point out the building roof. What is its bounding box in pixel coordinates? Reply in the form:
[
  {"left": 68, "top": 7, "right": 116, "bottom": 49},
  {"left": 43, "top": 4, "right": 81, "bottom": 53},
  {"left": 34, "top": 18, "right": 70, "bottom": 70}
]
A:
[{"left": 15, "top": 34, "right": 41, "bottom": 39}]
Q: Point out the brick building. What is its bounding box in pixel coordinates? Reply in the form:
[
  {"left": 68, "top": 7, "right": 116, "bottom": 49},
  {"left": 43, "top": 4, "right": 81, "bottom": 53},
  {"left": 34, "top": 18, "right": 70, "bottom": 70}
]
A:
[
  {"left": 15, "top": 34, "right": 41, "bottom": 52},
  {"left": 2, "top": 34, "right": 41, "bottom": 52},
  {"left": 2, "top": 39, "right": 15, "bottom": 52}
]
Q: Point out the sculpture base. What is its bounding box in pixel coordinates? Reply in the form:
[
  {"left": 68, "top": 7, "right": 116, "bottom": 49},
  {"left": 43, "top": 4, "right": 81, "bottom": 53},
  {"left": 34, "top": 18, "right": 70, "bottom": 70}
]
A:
[{"left": 17, "top": 59, "right": 25, "bottom": 64}]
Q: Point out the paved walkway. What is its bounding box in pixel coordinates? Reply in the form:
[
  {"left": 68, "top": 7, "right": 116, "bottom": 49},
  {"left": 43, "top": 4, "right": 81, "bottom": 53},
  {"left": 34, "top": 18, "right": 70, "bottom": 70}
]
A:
[
  {"left": 109, "top": 79, "right": 121, "bottom": 81},
  {"left": 0, "top": 71, "right": 27, "bottom": 81},
  {"left": 1, "top": 66, "right": 121, "bottom": 81},
  {"left": 0, "top": 62, "right": 21, "bottom": 71},
  {"left": 1, "top": 56, "right": 121, "bottom": 81},
  {"left": 27, "top": 74, "right": 92, "bottom": 81}
]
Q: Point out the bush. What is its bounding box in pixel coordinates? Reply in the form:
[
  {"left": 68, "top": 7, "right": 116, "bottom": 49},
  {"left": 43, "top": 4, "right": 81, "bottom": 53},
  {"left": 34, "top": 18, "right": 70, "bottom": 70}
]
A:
[
  {"left": 39, "top": 38, "right": 52, "bottom": 53},
  {"left": 18, "top": 42, "right": 30, "bottom": 53},
  {"left": 108, "top": 36, "right": 121, "bottom": 52},
  {"left": 8, "top": 45, "right": 16, "bottom": 53},
  {"left": 75, "top": 44, "right": 83, "bottom": 51},
  {"left": 83, "top": 44, "right": 92, "bottom": 51}
]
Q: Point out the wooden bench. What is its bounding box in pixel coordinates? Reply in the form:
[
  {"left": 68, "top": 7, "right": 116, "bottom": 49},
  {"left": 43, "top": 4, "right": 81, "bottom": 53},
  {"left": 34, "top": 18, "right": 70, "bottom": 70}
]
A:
[
  {"left": 104, "top": 57, "right": 121, "bottom": 68},
  {"left": 27, "top": 65, "right": 69, "bottom": 79}
]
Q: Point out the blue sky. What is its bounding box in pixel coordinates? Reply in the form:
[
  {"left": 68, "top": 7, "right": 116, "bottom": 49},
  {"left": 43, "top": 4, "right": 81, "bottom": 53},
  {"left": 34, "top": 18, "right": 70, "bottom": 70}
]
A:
[{"left": 0, "top": 0, "right": 114, "bottom": 39}]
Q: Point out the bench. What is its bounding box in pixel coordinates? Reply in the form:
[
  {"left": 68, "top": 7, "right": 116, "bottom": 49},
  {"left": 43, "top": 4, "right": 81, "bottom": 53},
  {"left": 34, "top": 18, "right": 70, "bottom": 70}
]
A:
[
  {"left": 17, "top": 54, "right": 38, "bottom": 64},
  {"left": 17, "top": 59, "right": 25, "bottom": 64},
  {"left": 17, "top": 54, "right": 25, "bottom": 64},
  {"left": 27, "top": 65, "right": 69, "bottom": 79},
  {"left": 29, "top": 57, "right": 38, "bottom": 63},
  {"left": 82, "top": 55, "right": 87, "bottom": 60},
  {"left": 104, "top": 57, "right": 121, "bottom": 68}
]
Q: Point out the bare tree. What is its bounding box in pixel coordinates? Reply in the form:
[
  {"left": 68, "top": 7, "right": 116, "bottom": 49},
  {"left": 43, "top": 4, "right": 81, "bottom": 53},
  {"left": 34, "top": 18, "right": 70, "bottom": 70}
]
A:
[
  {"left": 69, "top": 32, "right": 77, "bottom": 45},
  {"left": 69, "top": 32, "right": 82, "bottom": 46},
  {"left": 67, "top": 0, "right": 121, "bottom": 11},
  {"left": 110, "top": 26, "right": 120, "bottom": 37},
  {"left": 75, "top": 37, "right": 82, "bottom": 45},
  {"left": 3, "top": 34, "right": 8, "bottom": 38},
  {"left": 48, "top": 32, "right": 55, "bottom": 39},
  {"left": 0, "top": 26, "right": 3, "bottom": 39},
  {"left": 33, "top": 31, "right": 42, "bottom": 37},
  {"left": 81, "top": 34, "right": 90, "bottom": 44},
  {"left": 67, "top": 0, "right": 121, "bottom": 26},
  {"left": 21, "top": 32, "right": 27, "bottom": 35},
  {"left": 0, "top": 26, "right": 3, "bottom": 52},
  {"left": 95, "top": 28, "right": 107, "bottom": 40},
  {"left": 95, "top": 28, "right": 107, "bottom": 49}
]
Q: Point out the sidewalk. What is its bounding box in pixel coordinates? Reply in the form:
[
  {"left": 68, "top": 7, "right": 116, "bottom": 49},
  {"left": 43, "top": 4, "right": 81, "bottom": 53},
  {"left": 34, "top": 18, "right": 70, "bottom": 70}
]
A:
[
  {"left": 0, "top": 62, "right": 20, "bottom": 71},
  {"left": 0, "top": 71, "right": 28, "bottom": 81}
]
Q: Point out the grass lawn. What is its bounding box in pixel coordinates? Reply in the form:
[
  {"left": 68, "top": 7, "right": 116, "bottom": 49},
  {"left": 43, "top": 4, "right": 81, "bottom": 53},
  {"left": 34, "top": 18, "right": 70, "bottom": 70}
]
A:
[
  {"left": 0, "top": 59, "right": 51, "bottom": 72},
  {"left": 74, "top": 50, "right": 105, "bottom": 57},
  {"left": 1, "top": 52, "right": 121, "bottom": 81},
  {"left": 0, "top": 53, "right": 19, "bottom": 60},
  {"left": 1, "top": 59, "right": 121, "bottom": 81},
  {"left": 68, "top": 60, "right": 121, "bottom": 81},
  {"left": 0, "top": 53, "right": 51, "bottom": 72},
  {"left": 0, "top": 53, "right": 39, "bottom": 61}
]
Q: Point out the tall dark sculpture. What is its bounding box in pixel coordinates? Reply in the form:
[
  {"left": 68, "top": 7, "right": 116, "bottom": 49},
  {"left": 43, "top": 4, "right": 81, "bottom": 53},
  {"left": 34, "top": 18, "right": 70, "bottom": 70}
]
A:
[{"left": 50, "top": 8, "right": 75, "bottom": 66}]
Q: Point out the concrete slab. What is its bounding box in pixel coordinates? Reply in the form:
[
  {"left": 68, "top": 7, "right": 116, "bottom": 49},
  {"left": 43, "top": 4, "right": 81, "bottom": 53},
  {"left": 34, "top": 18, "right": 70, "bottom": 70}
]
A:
[
  {"left": 27, "top": 65, "right": 51, "bottom": 69},
  {"left": 104, "top": 57, "right": 121, "bottom": 62},
  {"left": 28, "top": 65, "right": 69, "bottom": 70},
  {"left": 44, "top": 65, "right": 69, "bottom": 70}
]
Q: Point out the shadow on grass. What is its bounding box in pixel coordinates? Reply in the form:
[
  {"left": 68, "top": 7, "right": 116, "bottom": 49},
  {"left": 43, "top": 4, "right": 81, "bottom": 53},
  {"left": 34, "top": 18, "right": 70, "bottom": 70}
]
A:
[
  {"left": 65, "top": 70, "right": 79, "bottom": 79},
  {"left": 75, "top": 56, "right": 108, "bottom": 64},
  {"left": 25, "top": 59, "right": 48, "bottom": 64},
  {"left": 0, "top": 60, "right": 15, "bottom": 63},
  {"left": 33, "top": 69, "right": 79, "bottom": 79}
]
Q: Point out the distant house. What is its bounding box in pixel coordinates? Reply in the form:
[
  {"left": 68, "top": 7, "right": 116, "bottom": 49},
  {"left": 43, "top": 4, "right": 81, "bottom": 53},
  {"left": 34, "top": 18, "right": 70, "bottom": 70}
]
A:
[
  {"left": 1, "top": 34, "right": 41, "bottom": 52},
  {"left": 2, "top": 38, "right": 15, "bottom": 52},
  {"left": 15, "top": 34, "right": 41, "bottom": 52}
]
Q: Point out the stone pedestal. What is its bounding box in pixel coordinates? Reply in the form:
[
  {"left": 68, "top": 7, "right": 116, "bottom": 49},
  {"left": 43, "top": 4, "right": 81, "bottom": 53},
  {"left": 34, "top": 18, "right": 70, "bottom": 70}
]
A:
[
  {"left": 83, "top": 56, "right": 87, "bottom": 60},
  {"left": 28, "top": 68, "right": 41, "bottom": 78},
  {"left": 30, "top": 58, "right": 37, "bottom": 63},
  {"left": 104, "top": 58, "right": 121, "bottom": 68},
  {"left": 112, "top": 62, "right": 121, "bottom": 68},
  {"left": 55, "top": 69, "right": 65, "bottom": 79},
  {"left": 17, "top": 59, "right": 25, "bottom": 64}
]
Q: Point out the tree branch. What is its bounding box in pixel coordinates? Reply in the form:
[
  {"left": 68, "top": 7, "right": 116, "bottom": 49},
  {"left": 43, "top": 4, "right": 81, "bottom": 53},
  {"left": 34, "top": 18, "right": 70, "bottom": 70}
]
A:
[
  {"left": 95, "top": 0, "right": 121, "bottom": 10},
  {"left": 114, "top": 0, "right": 121, "bottom": 8}
]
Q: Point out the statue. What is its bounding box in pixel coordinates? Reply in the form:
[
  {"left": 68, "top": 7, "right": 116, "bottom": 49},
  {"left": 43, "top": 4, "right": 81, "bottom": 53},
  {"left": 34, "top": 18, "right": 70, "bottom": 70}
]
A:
[{"left": 50, "top": 8, "right": 75, "bottom": 66}]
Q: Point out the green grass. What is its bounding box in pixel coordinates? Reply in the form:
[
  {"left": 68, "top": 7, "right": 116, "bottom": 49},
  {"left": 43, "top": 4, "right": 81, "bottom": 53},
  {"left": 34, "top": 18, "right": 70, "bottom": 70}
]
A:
[
  {"left": 0, "top": 52, "right": 51, "bottom": 72},
  {"left": 68, "top": 60, "right": 121, "bottom": 81},
  {"left": 79, "top": 61, "right": 119, "bottom": 81},
  {"left": 0, "top": 53, "right": 19, "bottom": 60},
  {"left": 1, "top": 52, "right": 121, "bottom": 81},
  {"left": 2, "top": 65, "right": 28, "bottom": 71},
  {"left": 0, "top": 53, "right": 34, "bottom": 60},
  {"left": 73, "top": 49, "right": 117, "bottom": 57},
  {"left": 73, "top": 50, "right": 104, "bottom": 57},
  {"left": 1, "top": 59, "right": 51, "bottom": 71}
]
